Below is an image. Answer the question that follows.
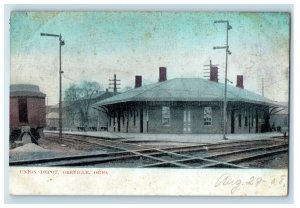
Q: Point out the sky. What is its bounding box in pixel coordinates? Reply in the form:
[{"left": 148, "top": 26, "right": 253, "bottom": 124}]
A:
[{"left": 10, "top": 11, "right": 290, "bottom": 105}]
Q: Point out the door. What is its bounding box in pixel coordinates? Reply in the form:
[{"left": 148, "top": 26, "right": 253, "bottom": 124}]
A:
[
  {"left": 255, "top": 110, "right": 258, "bottom": 133},
  {"left": 113, "top": 113, "right": 116, "bottom": 132},
  {"left": 248, "top": 110, "right": 251, "bottom": 133},
  {"left": 231, "top": 110, "right": 235, "bottom": 133},
  {"left": 146, "top": 110, "right": 149, "bottom": 133},
  {"left": 140, "top": 108, "right": 143, "bottom": 133},
  {"left": 183, "top": 110, "right": 192, "bottom": 133},
  {"left": 117, "top": 112, "right": 120, "bottom": 132},
  {"left": 18, "top": 97, "right": 28, "bottom": 123},
  {"left": 126, "top": 112, "right": 129, "bottom": 133}
]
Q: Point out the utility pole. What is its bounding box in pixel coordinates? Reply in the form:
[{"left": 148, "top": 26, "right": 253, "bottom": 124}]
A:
[
  {"left": 41, "top": 33, "right": 65, "bottom": 140},
  {"left": 109, "top": 74, "right": 121, "bottom": 94},
  {"left": 262, "top": 78, "right": 264, "bottom": 97},
  {"left": 213, "top": 20, "right": 232, "bottom": 140},
  {"left": 203, "top": 60, "right": 219, "bottom": 80}
]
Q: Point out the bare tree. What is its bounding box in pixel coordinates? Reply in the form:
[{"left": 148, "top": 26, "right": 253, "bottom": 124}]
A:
[{"left": 64, "top": 81, "right": 101, "bottom": 127}]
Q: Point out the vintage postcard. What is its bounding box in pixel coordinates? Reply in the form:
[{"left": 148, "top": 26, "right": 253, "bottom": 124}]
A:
[{"left": 9, "top": 11, "right": 290, "bottom": 196}]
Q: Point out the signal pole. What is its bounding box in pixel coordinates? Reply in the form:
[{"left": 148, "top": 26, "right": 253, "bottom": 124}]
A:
[
  {"left": 213, "top": 20, "right": 232, "bottom": 140},
  {"left": 262, "top": 78, "right": 264, "bottom": 97},
  {"left": 40, "top": 33, "right": 65, "bottom": 140},
  {"left": 109, "top": 74, "right": 121, "bottom": 94}
]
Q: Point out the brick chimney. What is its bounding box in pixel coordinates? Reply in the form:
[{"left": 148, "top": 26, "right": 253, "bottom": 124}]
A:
[
  {"left": 159, "top": 67, "right": 167, "bottom": 82},
  {"left": 135, "top": 75, "right": 142, "bottom": 88},
  {"left": 236, "top": 75, "right": 244, "bottom": 89},
  {"left": 210, "top": 66, "right": 218, "bottom": 82}
]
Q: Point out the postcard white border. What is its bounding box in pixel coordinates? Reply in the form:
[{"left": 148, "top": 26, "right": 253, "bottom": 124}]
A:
[
  {"left": 2, "top": 2, "right": 297, "bottom": 205},
  {"left": 9, "top": 167, "right": 288, "bottom": 196}
]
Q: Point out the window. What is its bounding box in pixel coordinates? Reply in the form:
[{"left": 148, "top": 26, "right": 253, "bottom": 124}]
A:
[
  {"left": 18, "top": 97, "right": 28, "bottom": 123},
  {"left": 238, "top": 113, "right": 242, "bottom": 127},
  {"left": 284, "top": 117, "right": 288, "bottom": 125},
  {"left": 162, "top": 106, "right": 171, "bottom": 126},
  {"left": 204, "top": 107, "right": 212, "bottom": 126}
]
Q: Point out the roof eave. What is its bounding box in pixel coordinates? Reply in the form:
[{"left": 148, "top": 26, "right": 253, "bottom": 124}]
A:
[{"left": 94, "top": 98, "right": 279, "bottom": 107}]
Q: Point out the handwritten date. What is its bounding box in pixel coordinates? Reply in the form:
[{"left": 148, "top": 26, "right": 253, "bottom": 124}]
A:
[{"left": 214, "top": 173, "right": 287, "bottom": 194}]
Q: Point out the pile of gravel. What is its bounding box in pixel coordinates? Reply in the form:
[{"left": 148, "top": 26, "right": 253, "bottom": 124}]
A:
[{"left": 10, "top": 143, "right": 47, "bottom": 152}]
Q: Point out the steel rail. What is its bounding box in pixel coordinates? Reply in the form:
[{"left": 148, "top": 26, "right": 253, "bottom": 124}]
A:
[
  {"left": 9, "top": 151, "right": 131, "bottom": 166},
  {"left": 54, "top": 133, "right": 287, "bottom": 164},
  {"left": 199, "top": 148, "right": 288, "bottom": 168},
  {"left": 54, "top": 135, "right": 191, "bottom": 168},
  {"left": 58, "top": 135, "right": 281, "bottom": 168},
  {"left": 138, "top": 143, "right": 288, "bottom": 168},
  {"left": 11, "top": 133, "right": 287, "bottom": 168},
  {"left": 57, "top": 133, "right": 280, "bottom": 154}
]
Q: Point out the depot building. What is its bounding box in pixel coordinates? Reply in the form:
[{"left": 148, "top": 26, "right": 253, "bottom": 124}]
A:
[{"left": 93, "top": 67, "right": 281, "bottom": 134}]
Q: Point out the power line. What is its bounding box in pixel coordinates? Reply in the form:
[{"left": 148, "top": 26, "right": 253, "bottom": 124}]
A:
[{"left": 62, "top": 74, "right": 77, "bottom": 82}]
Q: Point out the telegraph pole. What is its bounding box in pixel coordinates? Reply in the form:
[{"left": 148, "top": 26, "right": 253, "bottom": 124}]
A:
[
  {"left": 213, "top": 20, "right": 232, "bottom": 140},
  {"left": 203, "top": 60, "right": 219, "bottom": 80},
  {"left": 41, "top": 33, "right": 65, "bottom": 140},
  {"left": 109, "top": 74, "right": 121, "bottom": 94},
  {"left": 262, "top": 78, "right": 264, "bottom": 97},
  {"left": 58, "top": 34, "right": 63, "bottom": 139}
]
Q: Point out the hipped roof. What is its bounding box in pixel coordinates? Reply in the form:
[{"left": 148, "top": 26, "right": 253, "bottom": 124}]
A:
[{"left": 94, "top": 78, "right": 282, "bottom": 107}]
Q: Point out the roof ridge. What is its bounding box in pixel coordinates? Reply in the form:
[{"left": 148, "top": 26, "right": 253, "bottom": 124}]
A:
[
  {"left": 131, "top": 78, "right": 177, "bottom": 100},
  {"left": 93, "top": 79, "right": 176, "bottom": 104}
]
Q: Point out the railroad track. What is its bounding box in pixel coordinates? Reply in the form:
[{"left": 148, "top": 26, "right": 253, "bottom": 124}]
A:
[
  {"left": 10, "top": 132, "right": 288, "bottom": 168},
  {"left": 46, "top": 132, "right": 284, "bottom": 152}
]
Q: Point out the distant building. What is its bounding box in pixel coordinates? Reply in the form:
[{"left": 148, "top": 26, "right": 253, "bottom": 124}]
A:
[
  {"left": 269, "top": 103, "right": 289, "bottom": 133},
  {"left": 46, "top": 90, "right": 115, "bottom": 131},
  {"left": 93, "top": 67, "right": 283, "bottom": 134},
  {"left": 45, "top": 102, "right": 68, "bottom": 130}
]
